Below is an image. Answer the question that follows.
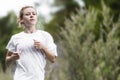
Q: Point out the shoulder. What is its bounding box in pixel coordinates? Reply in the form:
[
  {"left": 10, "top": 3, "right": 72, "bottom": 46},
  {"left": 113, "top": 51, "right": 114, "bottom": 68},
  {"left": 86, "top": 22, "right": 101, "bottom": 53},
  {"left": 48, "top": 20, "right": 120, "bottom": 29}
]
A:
[
  {"left": 37, "top": 30, "right": 52, "bottom": 38},
  {"left": 11, "top": 32, "right": 24, "bottom": 40},
  {"left": 37, "top": 30, "right": 54, "bottom": 41}
]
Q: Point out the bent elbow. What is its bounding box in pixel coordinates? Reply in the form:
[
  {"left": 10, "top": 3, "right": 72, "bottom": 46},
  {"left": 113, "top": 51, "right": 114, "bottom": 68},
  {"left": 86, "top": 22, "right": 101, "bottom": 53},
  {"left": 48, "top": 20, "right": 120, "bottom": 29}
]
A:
[{"left": 51, "top": 56, "right": 57, "bottom": 63}]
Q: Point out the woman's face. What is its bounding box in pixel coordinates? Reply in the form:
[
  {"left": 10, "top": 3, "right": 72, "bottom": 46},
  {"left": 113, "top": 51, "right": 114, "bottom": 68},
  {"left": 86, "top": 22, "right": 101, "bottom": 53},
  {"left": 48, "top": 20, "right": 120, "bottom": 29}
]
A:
[{"left": 22, "top": 7, "right": 37, "bottom": 27}]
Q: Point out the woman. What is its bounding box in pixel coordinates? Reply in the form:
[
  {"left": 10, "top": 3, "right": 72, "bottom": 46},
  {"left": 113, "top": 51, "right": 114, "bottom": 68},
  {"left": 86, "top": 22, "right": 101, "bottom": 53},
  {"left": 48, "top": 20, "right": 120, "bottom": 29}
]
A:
[{"left": 5, "top": 6, "right": 57, "bottom": 80}]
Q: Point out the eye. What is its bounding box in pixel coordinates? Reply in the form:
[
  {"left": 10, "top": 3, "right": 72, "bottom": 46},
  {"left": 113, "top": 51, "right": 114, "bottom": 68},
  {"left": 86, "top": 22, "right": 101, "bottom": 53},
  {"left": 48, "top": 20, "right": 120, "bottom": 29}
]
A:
[
  {"left": 32, "top": 12, "right": 36, "bottom": 15},
  {"left": 25, "top": 13, "right": 30, "bottom": 16}
]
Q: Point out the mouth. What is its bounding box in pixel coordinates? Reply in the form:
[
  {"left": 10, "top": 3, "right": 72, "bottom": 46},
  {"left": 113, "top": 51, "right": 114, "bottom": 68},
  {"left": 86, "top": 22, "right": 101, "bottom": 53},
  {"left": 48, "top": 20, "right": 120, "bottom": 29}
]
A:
[
  {"left": 30, "top": 19, "right": 35, "bottom": 21},
  {"left": 30, "top": 19, "right": 36, "bottom": 22}
]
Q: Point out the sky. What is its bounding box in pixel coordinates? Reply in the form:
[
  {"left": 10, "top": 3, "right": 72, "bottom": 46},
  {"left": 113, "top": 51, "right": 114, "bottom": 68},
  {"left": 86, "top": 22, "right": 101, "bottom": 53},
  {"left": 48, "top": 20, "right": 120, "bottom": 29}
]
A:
[
  {"left": 0, "top": 0, "right": 54, "bottom": 19},
  {"left": 0, "top": 0, "right": 84, "bottom": 21}
]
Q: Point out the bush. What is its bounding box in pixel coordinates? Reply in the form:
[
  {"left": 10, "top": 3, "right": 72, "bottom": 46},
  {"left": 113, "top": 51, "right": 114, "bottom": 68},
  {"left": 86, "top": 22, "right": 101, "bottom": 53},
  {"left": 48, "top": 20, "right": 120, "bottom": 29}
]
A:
[{"left": 59, "top": 3, "right": 120, "bottom": 80}]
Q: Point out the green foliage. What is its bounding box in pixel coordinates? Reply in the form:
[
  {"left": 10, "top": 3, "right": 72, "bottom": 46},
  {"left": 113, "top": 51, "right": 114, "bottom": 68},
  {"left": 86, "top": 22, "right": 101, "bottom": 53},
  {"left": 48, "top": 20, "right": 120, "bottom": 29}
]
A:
[
  {"left": 83, "top": 0, "right": 120, "bottom": 10},
  {"left": 0, "top": 12, "right": 22, "bottom": 71},
  {"left": 44, "top": 0, "right": 80, "bottom": 39},
  {"left": 83, "top": 0, "right": 102, "bottom": 9},
  {"left": 83, "top": 0, "right": 120, "bottom": 22},
  {"left": 59, "top": 3, "right": 120, "bottom": 80},
  {"left": 0, "top": 64, "right": 12, "bottom": 80}
]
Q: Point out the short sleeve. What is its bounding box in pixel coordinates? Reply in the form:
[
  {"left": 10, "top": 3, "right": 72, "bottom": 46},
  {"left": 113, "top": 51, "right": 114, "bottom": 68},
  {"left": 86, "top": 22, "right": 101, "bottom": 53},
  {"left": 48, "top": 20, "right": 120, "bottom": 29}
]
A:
[
  {"left": 6, "top": 36, "right": 16, "bottom": 53},
  {"left": 44, "top": 32, "right": 57, "bottom": 56}
]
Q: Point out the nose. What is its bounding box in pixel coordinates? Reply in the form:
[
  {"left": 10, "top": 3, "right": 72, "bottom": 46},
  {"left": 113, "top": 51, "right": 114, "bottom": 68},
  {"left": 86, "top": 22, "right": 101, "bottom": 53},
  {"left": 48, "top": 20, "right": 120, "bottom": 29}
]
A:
[{"left": 30, "top": 15, "right": 33, "bottom": 18}]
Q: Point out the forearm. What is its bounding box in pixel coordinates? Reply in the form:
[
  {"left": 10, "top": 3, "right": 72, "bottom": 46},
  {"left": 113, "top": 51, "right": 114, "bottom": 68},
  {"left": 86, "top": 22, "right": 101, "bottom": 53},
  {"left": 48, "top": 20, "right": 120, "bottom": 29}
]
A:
[
  {"left": 34, "top": 39, "right": 57, "bottom": 62},
  {"left": 41, "top": 48, "right": 56, "bottom": 63},
  {"left": 6, "top": 56, "right": 14, "bottom": 66}
]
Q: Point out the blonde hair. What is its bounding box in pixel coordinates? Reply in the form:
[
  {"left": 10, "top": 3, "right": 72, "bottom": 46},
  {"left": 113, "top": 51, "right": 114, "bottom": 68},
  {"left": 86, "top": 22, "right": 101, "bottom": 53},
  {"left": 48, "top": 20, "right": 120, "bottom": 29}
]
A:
[{"left": 18, "top": 6, "right": 36, "bottom": 27}]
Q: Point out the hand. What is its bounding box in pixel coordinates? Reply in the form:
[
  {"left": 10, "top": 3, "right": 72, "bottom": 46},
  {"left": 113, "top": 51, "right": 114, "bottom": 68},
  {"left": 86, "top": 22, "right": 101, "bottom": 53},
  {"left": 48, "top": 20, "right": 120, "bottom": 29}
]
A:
[
  {"left": 11, "top": 52, "right": 20, "bottom": 61},
  {"left": 34, "top": 39, "right": 46, "bottom": 50}
]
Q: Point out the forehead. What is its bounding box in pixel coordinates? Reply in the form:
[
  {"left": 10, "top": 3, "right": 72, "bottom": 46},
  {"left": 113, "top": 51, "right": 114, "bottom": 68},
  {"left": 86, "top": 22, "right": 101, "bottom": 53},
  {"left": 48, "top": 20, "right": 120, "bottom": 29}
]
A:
[{"left": 23, "top": 7, "right": 36, "bottom": 13}]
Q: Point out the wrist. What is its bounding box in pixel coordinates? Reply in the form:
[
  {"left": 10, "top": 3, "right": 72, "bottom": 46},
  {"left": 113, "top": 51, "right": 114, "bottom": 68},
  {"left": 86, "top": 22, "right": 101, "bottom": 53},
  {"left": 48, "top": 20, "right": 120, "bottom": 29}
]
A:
[
  {"left": 6, "top": 56, "right": 13, "bottom": 64},
  {"left": 42, "top": 47, "right": 49, "bottom": 52}
]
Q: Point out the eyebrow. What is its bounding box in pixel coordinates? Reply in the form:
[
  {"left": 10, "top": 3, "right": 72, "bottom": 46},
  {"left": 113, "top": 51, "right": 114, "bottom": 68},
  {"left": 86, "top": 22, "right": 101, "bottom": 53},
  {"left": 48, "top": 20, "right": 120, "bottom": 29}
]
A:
[
  {"left": 25, "top": 11, "right": 36, "bottom": 13},
  {"left": 24, "top": 12, "right": 37, "bottom": 14}
]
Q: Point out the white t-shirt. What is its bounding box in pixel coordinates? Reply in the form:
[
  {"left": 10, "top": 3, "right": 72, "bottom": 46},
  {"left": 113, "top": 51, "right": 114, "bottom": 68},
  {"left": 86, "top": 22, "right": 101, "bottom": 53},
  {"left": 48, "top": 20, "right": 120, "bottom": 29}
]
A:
[{"left": 6, "top": 30, "right": 57, "bottom": 80}]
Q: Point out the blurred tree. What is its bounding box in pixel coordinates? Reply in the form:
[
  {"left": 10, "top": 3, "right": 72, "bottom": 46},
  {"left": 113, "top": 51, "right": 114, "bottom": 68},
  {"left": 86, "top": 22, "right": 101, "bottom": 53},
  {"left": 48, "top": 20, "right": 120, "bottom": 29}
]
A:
[
  {"left": 83, "top": 0, "right": 120, "bottom": 21},
  {"left": 104, "top": 0, "right": 120, "bottom": 22},
  {"left": 83, "top": 0, "right": 102, "bottom": 9},
  {"left": 78, "top": 0, "right": 120, "bottom": 41},
  {"left": 83, "top": 0, "right": 120, "bottom": 10},
  {"left": 0, "top": 11, "right": 22, "bottom": 72},
  {"left": 44, "top": 0, "right": 80, "bottom": 39},
  {"left": 59, "top": 4, "right": 120, "bottom": 80}
]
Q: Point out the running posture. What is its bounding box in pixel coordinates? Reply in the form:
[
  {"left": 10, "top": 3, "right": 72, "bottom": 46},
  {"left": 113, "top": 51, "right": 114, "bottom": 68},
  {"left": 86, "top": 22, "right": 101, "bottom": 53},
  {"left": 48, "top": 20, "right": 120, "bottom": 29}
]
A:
[{"left": 5, "top": 6, "right": 57, "bottom": 80}]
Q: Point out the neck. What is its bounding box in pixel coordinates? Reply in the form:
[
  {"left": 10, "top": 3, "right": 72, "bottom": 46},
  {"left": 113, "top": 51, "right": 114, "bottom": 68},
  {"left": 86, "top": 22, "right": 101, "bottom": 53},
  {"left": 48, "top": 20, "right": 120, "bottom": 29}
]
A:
[{"left": 24, "top": 26, "right": 37, "bottom": 33}]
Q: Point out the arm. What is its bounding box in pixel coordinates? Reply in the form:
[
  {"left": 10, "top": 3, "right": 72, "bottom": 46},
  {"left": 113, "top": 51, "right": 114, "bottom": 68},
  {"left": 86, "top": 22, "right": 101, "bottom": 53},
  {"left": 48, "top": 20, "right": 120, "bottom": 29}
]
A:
[
  {"left": 6, "top": 51, "right": 20, "bottom": 66},
  {"left": 34, "top": 40, "right": 57, "bottom": 63},
  {"left": 41, "top": 48, "right": 56, "bottom": 63}
]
